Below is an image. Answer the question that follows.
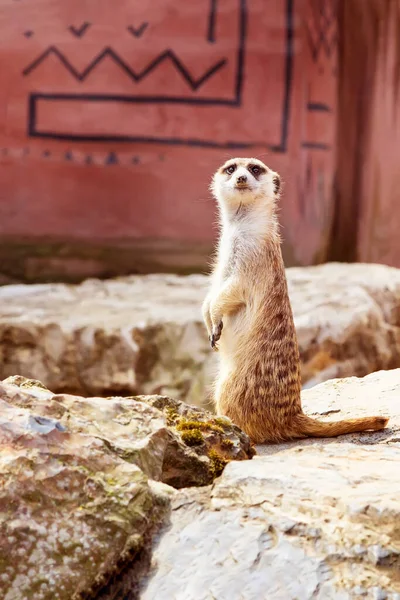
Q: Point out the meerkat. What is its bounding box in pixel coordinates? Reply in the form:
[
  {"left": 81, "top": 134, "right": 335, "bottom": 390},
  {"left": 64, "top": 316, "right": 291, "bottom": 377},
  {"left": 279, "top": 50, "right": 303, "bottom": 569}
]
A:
[{"left": 202, "top": 157, "right": 389, "bottom": 444}]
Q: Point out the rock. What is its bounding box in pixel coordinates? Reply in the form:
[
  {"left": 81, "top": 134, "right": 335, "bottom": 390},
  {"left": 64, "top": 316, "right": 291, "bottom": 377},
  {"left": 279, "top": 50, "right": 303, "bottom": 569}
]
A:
[
  {"left": 136, "top": 394, "right": 255, "bottom": 487},
  {"left": 0, "top": 275, "right": 212, "bottom": 407},
  {"left": 1, "top": 376, "right": 254, "bottom": 490},
  {"left": 0, "top": 263, "right": 399, "bottom": 407},
  {"left": 290, "top": 263, "right": 400, "bottom": 388},
  {"left": 140, "top": 369, "right": 400, "bottom": 600},
  {"left": 0, "top": 376, "right": 253, "bottom": 598},
  {"left": 0, "top": 388, "right": 173, "bottom": 600},
  {"left": 258, "top": 368, "right": 400, "bottom": 453},
  {"left": 1, "top": 368, "right": 399, "bottom": 599}
]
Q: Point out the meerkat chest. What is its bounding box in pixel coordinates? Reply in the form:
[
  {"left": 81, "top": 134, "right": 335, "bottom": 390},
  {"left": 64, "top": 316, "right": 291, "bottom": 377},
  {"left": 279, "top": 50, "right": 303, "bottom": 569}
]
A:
[
  {"left": 218, "top": 220, "right": 261, "bottom": 279},
  {"left": 218, "top": 226, "right": 243, "bottom": 279}
]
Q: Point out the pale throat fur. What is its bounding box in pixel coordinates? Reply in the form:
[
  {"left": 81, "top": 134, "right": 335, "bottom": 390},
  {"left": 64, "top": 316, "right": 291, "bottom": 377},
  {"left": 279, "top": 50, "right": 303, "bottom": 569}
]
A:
[{"left": 202, "top": 157, "right": 389, "bottom": 444}]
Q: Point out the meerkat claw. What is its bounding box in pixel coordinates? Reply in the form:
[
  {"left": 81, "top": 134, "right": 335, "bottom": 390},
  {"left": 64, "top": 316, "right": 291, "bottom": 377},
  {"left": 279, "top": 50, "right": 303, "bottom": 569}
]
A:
[
  {"left": 210, "top": 335, "right": 219, "bottom": 351},
  {"left": 210, "top": 321, "right": 223, "bottom": 350}
]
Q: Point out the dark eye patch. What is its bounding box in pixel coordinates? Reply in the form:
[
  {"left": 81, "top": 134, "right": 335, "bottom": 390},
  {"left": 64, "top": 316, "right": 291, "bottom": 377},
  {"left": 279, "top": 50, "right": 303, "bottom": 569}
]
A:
[
  {"left": 224, "top": 163, "right": 237, "bottom": 175},
  {"left": 247, "top": 163, "right": 267, "bottom": 178}
]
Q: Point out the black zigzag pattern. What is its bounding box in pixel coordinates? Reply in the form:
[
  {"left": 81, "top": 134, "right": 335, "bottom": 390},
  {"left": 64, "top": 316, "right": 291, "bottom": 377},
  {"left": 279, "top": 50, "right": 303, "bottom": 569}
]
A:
[{"left": 22, "top": 46, "right": 227, "bottom": 91}]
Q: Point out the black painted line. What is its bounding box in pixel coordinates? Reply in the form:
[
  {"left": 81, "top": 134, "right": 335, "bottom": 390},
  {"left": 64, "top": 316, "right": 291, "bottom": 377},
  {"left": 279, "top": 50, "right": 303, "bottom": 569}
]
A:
[
  {"left": 307, "top": 102, "right": 331, "bottom": 112},
  {"left": 207, "top": 0, "right": 217, "bottom": 43},
  {"left": 68, "top": 22, "right": 91, "bottom": 38},
  {"left": 127, "top": 23, "right": 148, "bottom": 38},
  {"left": 277, "top": 0, "right": 294, "bottom": 153},
  {"left": 234, "top": 0, "right": 247, "bottom": 105},
  {"left": 30, "top": 92, "right": 239, "bottom": 107},
  {"left": 22, "top": 46, "right": 227, "bottom": 92},
  {"left": 28, "top": 94, "right": 36, "bottom": 137},
  {"left": 301, "top": 142, "right": 331, "bottom": 150},
  {"left": 29, "top": 129, "right": 270, "bottom": 149}
]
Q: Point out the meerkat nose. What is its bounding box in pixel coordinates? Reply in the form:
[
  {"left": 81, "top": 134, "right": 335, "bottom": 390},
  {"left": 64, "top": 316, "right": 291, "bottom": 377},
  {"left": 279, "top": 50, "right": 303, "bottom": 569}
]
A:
[{"left": 237, "top": 175, "right": 247, "bottom": 184}]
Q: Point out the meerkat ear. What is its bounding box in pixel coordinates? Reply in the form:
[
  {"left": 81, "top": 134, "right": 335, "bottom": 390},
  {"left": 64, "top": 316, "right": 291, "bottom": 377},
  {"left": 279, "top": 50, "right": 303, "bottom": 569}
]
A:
[{"left": 272, "top": 173, "right": 281, "bottom": 195}]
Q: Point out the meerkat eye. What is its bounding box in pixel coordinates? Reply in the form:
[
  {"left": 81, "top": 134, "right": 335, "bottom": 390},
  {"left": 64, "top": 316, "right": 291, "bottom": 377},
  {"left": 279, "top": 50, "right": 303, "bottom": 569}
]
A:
[
  {"left": 251, "top": 166, "right": 260, "bottom": 175},
  {"left": 225, "top": 164, "right": 236, "bottom": 175}
]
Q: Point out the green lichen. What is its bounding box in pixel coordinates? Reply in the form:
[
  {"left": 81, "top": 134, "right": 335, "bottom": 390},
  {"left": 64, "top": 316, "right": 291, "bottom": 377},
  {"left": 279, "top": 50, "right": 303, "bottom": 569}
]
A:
[
  {"left": 180, "top": 429, "right": 204, "bottom": 447},
  {"left": 165, "top": 407, "right": 179, "bottom": 426},
  {"left": 208, "top": 449, "right": 228, "bottom": 478},
  {"left": 221, "top": 438, "right": 234, "bottom": 448},
  {"left": 176, "top": 419, "right": 224, "bottom": 434},
  {"left": 211, "top": 417, "right": 231, "bottom": 430}
]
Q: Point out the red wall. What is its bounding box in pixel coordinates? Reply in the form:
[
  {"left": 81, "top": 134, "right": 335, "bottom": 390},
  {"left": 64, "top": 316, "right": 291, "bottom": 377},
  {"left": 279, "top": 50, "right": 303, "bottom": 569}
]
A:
[{"left": 0, "top": 0, "right": 338, "bottom": 281}]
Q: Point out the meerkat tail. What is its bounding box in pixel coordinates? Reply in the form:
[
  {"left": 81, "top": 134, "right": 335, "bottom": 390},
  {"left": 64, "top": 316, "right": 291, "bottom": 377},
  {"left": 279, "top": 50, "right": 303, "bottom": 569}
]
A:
[{"left": 293, "top": 413, "right": 389, "bottom": 438}]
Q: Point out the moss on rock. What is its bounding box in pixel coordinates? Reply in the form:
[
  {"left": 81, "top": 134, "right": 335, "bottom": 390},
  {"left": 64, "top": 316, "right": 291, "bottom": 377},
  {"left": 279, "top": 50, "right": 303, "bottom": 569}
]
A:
[{"left": 180, "top": 429, "right": 204, "bottom": 447}]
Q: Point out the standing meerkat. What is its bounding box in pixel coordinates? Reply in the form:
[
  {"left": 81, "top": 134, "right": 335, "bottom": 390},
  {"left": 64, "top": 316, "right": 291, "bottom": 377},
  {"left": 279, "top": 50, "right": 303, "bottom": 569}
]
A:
[{"left": 202, "top": 157, "right": 389, "bottom": 444}]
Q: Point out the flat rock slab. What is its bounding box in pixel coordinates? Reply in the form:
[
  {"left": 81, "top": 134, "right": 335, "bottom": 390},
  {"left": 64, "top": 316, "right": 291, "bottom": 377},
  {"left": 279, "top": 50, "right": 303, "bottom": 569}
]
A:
[
  {"left": 0, "top": 263, "right": 399, "bottom": 407},
  {"left": 258, "top": 368, "right": 400, "bottom": 453},
  {"left": 140, "top": 369, "right": 400, "bottom": 600}
]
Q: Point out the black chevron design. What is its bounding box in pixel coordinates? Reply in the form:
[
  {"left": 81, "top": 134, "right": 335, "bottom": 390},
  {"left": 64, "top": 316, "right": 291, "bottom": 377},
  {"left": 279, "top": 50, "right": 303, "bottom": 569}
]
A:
[
  {"left": 69, "top": 22, "right": 91, "bottom": 38},
  {"left": 127, "top": 23, "right": 148, "bottom": 38},
  {"left": 22, "top": 46, "right": 227, "bottom": 91}
]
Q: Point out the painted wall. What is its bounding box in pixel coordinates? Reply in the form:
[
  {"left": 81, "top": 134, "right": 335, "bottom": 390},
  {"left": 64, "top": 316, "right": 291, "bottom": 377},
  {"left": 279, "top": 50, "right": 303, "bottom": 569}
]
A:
[{"left": 0, "top": 0, "right": 337, "bottom": 281}]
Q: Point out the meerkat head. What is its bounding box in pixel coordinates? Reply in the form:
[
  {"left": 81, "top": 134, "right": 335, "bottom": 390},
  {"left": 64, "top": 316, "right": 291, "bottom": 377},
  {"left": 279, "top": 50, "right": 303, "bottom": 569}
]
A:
[{"left": 210, "top": 157, "right": 281, "bottom": 213}]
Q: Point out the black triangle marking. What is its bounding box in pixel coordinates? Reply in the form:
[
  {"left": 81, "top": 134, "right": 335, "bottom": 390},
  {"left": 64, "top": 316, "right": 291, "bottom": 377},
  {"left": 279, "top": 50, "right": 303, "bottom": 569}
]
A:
[
  {"left": 69, "top": 22, "right": 91, "bottom": 38},
  {"left": 127, "top": 23, "right": 148, "bottom": 38},
  {"left": 24, "top": 31, "right": 34, "bottom": 38},
  {"left": 105, "top": 152, "right": 118, "bottom": 165}
]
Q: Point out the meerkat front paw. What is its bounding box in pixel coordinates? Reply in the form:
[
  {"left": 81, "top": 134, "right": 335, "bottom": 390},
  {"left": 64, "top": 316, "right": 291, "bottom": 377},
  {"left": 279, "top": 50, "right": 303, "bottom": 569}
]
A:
[
  {"left": 210, "top": 320, "right": 223, "bottom": 351},
  {"left": 202, "top": 296, "right": 213, "bottom": 338}
]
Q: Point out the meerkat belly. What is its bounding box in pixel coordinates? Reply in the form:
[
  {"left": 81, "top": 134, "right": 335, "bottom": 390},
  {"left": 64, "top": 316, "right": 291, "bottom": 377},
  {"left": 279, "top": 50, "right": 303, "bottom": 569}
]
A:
[{"left": 219, "top": 301, "right": 252, "bottom": 358}]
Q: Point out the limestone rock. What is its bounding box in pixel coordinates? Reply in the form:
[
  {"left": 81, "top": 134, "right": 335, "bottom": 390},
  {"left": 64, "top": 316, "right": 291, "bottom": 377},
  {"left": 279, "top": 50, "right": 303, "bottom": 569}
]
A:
[
  {"left": 288, "top": 263, "right": 400, "bottom": 389},
  {"left": 1, "top": 376, "right": 254, "bottom": 490},
  {"left": 0, "top": 263, "right": 400, "bottom": 407},
  {"left": 259, "top": 368, "right": 400, "bottom": 453},
  {"left": 140, "top": 369, "right": 400, "bottom": 600},
  {"left": 137, "top": 394, "right": 255, "bottom": 487},
  {"left": 0, "top": 390, "right": 172, "bottom": 600},
  {"left": 0, "top": 275, "right": 211, "bottom": 406}
]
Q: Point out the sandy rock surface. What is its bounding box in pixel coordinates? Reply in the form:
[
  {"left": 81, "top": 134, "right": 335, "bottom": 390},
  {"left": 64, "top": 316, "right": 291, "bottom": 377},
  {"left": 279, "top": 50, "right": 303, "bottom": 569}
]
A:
[{"left": 140, "top": 369, "right": 400, "bottom": 600}]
